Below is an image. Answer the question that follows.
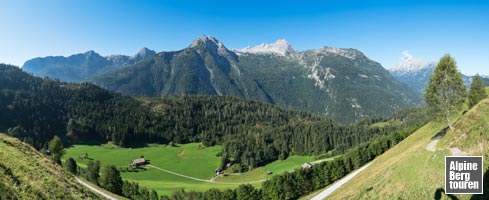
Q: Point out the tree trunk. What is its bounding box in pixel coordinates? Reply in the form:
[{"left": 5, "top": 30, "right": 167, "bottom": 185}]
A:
[
  {"left": 446, "top": 115, "right": 453, "bottom": 130},
  {"left": 445, "top": 83, "right": 453, "bottom": 130},
  {"left": 446, "top": 109, "right": 453, "bottom": 130}
]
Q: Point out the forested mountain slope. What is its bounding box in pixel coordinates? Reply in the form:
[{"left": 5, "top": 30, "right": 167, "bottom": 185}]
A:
[
  {"left": 87, "top": 36, "right": 421, "bottom": 123},
  {"left": 1, "top": 63, "right": 424, "bottom": 170}
]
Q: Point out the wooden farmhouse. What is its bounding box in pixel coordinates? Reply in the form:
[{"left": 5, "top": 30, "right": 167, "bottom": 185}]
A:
[
  {"left": 301, "top": 162, "right": 313, "bottom": 169},
  {"left": 131, "top": 158, "right": 146, "bottom": 167}
]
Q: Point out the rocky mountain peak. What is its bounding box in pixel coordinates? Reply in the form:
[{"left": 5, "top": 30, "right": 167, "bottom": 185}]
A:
[
  {"left": 389, "top": 51, "right": 436, "bottom": 74},
  {"left": 189, "top": 35, "right": 225, "bottom": 49},
  {"left": 314, "top": 47, "right": 364, "bottom": 60},
  {"left": 236, "top": 39, "right": 298, "bottom": 56},
  {"left": 83, "top": 50, "right": 97, "bottom": 57},
  {"left": 132, "top": 47, "right": 156, "bottom": 60}
]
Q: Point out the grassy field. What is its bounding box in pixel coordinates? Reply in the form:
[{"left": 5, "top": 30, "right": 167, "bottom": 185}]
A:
[
  {"left": 63, "top": 143, "right": 237, "bottom": 196},
  {"left": 216, "top": 155, "right": 314, "bottom": 183},
  {"left": 63, "top": 142, "right": 334, "bottom": 196},
  {"left": 325, "top": 99, "right": 489, "bottom": 200},
  {"left": 215, "top": 155, "right": 338, "bottom": 183},
  {"left": 370, "top": 121, "right": 390, "bottom": 128}
]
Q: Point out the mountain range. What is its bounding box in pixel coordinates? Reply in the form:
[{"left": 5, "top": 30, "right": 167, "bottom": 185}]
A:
[
  {"left": 22, "top": 35, "right": 422, "bottom": 123},
  {"left": 23, "top": 48, "right": 156, "bottom": 82},
  {"left": 389, "top": 51, "right": 489, "bottom": 92}
]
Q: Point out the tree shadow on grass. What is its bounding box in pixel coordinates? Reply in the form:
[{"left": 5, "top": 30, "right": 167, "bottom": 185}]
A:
[
  {"left": 470, "top": 167, "right": 488, "bottom": 200},
  {"left": 431, "top": 126, "right": 450, "bottom": 139},
  {"left": 434, "top": 188, "right": 458, "bottom": 200}
]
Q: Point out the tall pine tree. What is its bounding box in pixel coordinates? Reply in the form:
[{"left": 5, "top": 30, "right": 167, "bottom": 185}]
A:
[
  {"left": 468, "top": 74, "right": 487, "bottom": 108},
  {"left": 48, "top": 135, "right": 65, "bottom": 165},
  {"left": 100, "top": 165, "right": 123, "bottom": 195},
  {"left": 424, "top": 54, "right": 466, "bottom": 129}
]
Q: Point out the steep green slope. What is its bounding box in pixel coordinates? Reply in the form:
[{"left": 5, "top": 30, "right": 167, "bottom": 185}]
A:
[
  {"left": 326, "top": 99, "right": 489, "bottom": 199},
  {"left": 0, "top": 133, "right": 100, "bottom": 199},
  {"left": 438, "top": 99, "right": 489, "bottom": 171}
]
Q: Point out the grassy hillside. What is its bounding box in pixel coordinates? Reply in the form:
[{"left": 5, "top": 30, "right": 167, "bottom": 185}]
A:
[
  {"left": 0, "top": 133, "right": 100, "bottom": 200},
  {"left": 326, "top": 99, "right": 489, "bottom": 199},
  {"left": 438, "top": 99, "right": 489, "bottom": 157}
]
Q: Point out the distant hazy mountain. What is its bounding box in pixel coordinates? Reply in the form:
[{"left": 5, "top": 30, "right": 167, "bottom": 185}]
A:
[
  {"left": 389, "top": 51, "right": 489, "bottom": 92},
  {"left": 92, "top": 35, "right": 422, "bottom": 123},
  {"left": 22, "top": 48, "right": 156, "bottom": 82},
  {"left": 389, "top": 51, "right": 436, "bottom": 92}
]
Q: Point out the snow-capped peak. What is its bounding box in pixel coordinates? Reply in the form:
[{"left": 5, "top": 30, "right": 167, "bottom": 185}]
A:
[
  {"left": 389, "top": 51, "right": 436, "bottom": 74},
  {"left": 236, "top": 39, "right": 298, "bottom": 56}
]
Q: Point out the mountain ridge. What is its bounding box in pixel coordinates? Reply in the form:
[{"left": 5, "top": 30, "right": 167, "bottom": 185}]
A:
[
  {"left": 22, "top": 47, "right": 156, "bottom": 82},
  {"left": 20, "top": 36, "right": 422, "bottom": 123},
  {"left": 91, "top": 36, "right": 422, "bottom": 123}
]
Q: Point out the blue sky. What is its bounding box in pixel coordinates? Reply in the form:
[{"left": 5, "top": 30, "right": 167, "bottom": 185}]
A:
[{"left": 1, "top": 0, "right": 488, "bottom": 75}]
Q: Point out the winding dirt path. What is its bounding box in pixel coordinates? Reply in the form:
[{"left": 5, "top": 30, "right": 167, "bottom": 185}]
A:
[
  {"left": 148, "top": 165, "right": 266, "bottom": 185},
  {"left": 450, "top": 147, "right": 468, "bottom": 156},
  {"left": 426, "top": 137, "right": 440, "bottom": 152},
  {"left": 311, "top": 163, "right": 371, "bottom": 200},
  {"left": 75, "top": 177, "right": 118, "bottom": 200},
  {"left": 425, "top": 137, "right": 469, "bottom": 156}
]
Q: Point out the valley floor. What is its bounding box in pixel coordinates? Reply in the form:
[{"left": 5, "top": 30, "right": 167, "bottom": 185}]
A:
[{"left": 63, "top": 143, "right": 334, "bottom": 196}]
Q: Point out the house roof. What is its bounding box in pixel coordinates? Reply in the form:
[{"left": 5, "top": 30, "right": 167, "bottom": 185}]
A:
[
  {"left": 302, "top": 162, "right": 313, "bottom": 168},
  {"left": 132, "top": 158, "right": 146, "bottom": 164}
]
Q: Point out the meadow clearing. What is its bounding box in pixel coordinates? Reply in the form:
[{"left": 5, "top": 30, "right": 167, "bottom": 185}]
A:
[{"left": 63, "top": 142, "right": 331, "bottom": 196}]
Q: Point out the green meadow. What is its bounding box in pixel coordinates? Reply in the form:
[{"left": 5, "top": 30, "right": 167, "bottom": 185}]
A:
[{"left": 63, "top": 143, "right": 331, "bottom": 196}]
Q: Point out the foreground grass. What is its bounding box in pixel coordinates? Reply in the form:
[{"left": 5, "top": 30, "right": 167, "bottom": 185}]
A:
[
  {"left": 326, "top": 100, "right": 489, "bottom": 200},
  {"left": 0, "top": 134, "right": 100, "bottom": 199}
]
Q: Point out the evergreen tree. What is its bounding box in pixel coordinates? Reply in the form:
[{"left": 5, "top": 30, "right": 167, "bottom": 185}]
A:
[
  {"left": 48, "top": 135, "right": 65, "bottom": 165},
  {"left": 468, "top": 74, "right": 487, "bottom": 108},
  {"left": 424, "top": 55, "right": 466, "bottom": 129},
  {"left": 86, "top": 160, "right": 101, "bottom": 184},
  {"left": 236, "top": 184, "right": 260, "bottom": 200},
  {"left": 100, "top": 165, "right": 123, "bottom": 195},
  {"left": 64, "top": 157, "right": 77, "bottom": 174},
  {"left": 149, "top": 190, "right": 159, "bottom": 200}
]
